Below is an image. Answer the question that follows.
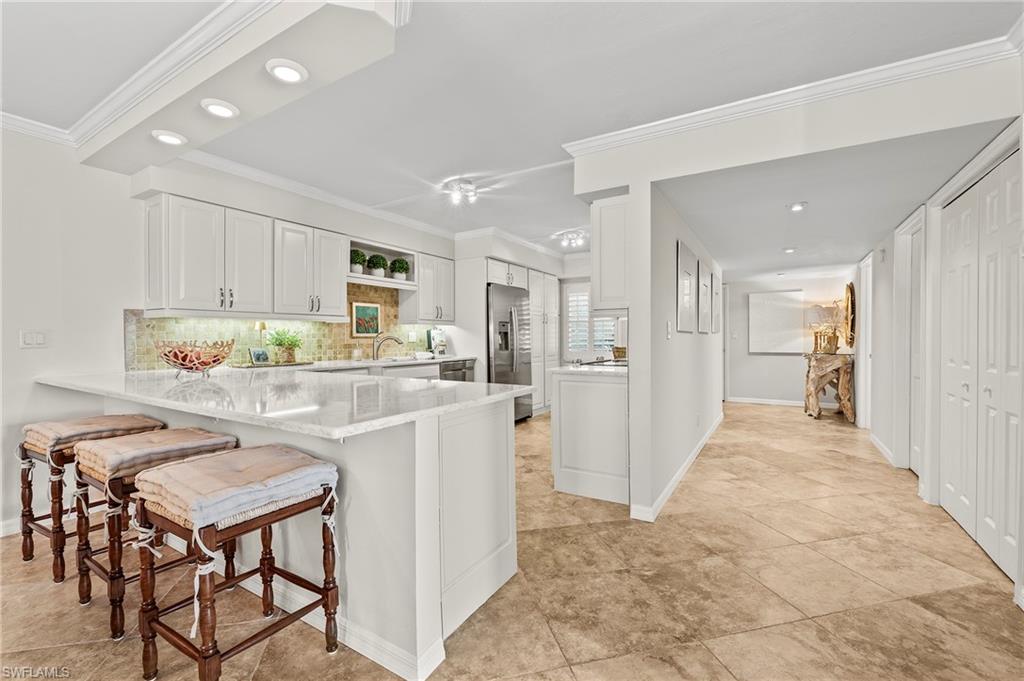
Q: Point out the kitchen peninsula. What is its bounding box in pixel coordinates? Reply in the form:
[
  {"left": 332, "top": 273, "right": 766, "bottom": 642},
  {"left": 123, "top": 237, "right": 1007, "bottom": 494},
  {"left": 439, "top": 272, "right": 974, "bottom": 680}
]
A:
[{"left": 37, "top": 368, "right": 531, "bottom": 681}]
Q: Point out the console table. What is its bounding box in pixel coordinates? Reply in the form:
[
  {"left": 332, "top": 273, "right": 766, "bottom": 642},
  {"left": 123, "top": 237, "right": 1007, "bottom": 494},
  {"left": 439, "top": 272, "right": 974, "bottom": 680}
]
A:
[{"left": 803, "top": 353, "right": 855, "bottom": 422}]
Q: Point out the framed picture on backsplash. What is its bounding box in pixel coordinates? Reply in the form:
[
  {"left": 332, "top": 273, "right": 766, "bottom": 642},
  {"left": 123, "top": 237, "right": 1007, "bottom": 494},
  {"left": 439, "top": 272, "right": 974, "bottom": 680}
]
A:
[
  {"left": 352, "top": 302, "right": 381, "bottom": 337},
  {"left": 248, "top": 347, "right": 270, "bottom": 365}
]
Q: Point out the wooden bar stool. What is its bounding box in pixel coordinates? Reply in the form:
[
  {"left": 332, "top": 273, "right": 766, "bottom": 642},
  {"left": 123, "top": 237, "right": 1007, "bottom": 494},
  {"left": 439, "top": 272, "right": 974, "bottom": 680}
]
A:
[
  {"left": 73, "top": 427, "right": 239, "bottom": 639},
  {"left": 133, "top": 445, "right": 339, "bottom": 681},
  {"left": 19, "top": 414, "right": 165, "bottom": 582}
]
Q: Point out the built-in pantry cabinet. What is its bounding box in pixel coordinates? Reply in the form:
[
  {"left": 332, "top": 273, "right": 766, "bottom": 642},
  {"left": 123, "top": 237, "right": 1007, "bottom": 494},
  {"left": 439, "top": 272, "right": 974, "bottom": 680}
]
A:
[
  {"left": 590, "top": 195, "right": 630, "bottom": 311},
  {"left": 399, "top": 252, "right": 455, "bottom": 323},
  {"left": 528, "top": 269, "right": 560, "bottom": 409},
  {"left": 487, "top": 258, "right": 528, "bottom": 288}
]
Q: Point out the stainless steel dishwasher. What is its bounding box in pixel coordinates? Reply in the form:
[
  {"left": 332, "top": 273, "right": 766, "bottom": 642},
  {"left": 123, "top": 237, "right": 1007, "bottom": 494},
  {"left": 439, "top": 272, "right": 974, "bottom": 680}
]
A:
[{"left": 439, "top": 359, "right": 475, "bottom": 382}]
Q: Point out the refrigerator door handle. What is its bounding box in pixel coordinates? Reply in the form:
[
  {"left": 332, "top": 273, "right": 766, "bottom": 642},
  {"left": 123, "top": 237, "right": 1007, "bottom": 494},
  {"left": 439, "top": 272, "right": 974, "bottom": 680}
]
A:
[{"left": 510, "top": 305, "right": 518, "bottom": 373}]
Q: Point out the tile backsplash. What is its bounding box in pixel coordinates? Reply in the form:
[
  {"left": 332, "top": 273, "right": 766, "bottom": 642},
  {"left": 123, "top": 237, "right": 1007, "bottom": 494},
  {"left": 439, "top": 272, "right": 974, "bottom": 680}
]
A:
[{"left": 125, "top": 283, "right": 431, "bottom": 371}]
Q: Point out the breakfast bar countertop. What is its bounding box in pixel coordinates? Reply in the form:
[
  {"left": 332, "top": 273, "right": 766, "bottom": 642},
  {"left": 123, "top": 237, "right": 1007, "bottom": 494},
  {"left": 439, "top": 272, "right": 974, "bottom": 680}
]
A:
[{"left": 36, "top": 369, "right": 532, "bottom": 441}]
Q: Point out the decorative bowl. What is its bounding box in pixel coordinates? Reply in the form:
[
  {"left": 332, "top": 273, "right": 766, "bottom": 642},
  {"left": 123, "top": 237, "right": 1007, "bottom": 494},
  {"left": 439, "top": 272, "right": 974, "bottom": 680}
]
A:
[{"left": 155, "top": 339, "right": 235, "bottom": 376}]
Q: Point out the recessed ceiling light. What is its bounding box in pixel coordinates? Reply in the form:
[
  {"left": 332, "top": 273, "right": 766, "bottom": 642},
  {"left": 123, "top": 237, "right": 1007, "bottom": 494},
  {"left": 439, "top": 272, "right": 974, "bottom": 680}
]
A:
[
  {"left": 151, "top": 129, "right": 187, "bottom": 146},
  {"left": 265, "top": 58, "right": 308, "bottom": 84},
  {"left": 788, "top": 201, "right": 808, "bottom": 213},
  {"left": 200, "top": 98, "right": 239, "bottom": 119},
  {"left": 783, "top": 247, "right": 797, "bottom": 254}
]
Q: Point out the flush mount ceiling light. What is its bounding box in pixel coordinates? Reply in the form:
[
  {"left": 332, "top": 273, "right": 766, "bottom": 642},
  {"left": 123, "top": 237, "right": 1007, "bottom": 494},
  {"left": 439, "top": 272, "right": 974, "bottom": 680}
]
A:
[
  {"left": 783, "top": 247, "right": 797, "bottom": 254},
  {"left": 200, "top": 98, "right": 239, "bottom": 119},
  {"left": 788, "top": 201, "right": 808, "bottom": 213},
  {"left": 551, "top": 228, "right": 588, "bottom": 249},
  {"left": 151, "top": 129, "right": 187, "bottom": 146},
  {"left": 265, "top": 58, "right": 309, "bottom": 84},
  {"left": 443, "top": 178, "right": 479, "bottom": 205}
]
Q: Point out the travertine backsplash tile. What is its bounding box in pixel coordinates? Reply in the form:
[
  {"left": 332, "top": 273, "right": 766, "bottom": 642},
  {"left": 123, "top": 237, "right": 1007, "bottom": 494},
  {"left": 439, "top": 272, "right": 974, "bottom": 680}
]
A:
[{"left": 125, "top": 283, "right": 431, "bottom": 371}]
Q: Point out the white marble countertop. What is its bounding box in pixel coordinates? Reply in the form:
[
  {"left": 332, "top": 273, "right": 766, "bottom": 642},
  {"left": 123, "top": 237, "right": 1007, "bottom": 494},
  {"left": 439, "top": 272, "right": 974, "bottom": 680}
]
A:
[
  {"left": 37, "top": 368, "right": 530, "bottom": 441},
  {"left": 549, "top": 364, "right": 628, "bottom": 377}
]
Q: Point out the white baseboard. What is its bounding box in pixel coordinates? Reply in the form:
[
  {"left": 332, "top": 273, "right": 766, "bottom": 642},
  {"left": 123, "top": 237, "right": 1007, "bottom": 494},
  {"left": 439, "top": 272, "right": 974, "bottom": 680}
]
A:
[
  {"left": 870, "top": 433, "right": 896, "bottom": 466},
  {"left": 163, "top": 535, "right": 443, "bottom": 681},
  {"left": 630, "top": 410, "right": 724, "bottom": 523},
  {"left": 2, "top": 517, "right": 20, "bottom": 538},
  {"left": 1015, "top": 585, "right": 1024, "bottom": 613},
  {"left": 726, "top": 396, "right": 839, "bottom": 409}
]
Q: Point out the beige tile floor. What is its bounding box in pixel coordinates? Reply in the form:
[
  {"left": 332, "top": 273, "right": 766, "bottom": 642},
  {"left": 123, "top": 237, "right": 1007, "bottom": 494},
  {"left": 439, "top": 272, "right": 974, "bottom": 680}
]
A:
[{"left": 2, "top": 402, "right": 1021, "bottom": 680}]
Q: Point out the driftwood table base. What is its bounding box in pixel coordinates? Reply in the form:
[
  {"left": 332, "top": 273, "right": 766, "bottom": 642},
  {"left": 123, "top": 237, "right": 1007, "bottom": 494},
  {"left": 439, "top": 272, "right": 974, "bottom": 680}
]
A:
[{"left": 804, "top": 353, "right": 855, "bottom": 422}]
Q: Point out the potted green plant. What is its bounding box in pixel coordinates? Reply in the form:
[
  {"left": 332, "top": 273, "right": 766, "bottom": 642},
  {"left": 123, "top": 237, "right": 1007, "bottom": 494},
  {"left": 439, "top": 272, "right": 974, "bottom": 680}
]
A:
[
  {"left": 389, "top": 257, "right": 410, "bottom": 281},
  {"left": 366, "top": 254, "right": 388, "bottom": 277},
  {"left": 350, "top": 248, "right": 367, "bottom": 275},
  {"left": 266, "top": 328, "right": 303, "bottom": 364}
]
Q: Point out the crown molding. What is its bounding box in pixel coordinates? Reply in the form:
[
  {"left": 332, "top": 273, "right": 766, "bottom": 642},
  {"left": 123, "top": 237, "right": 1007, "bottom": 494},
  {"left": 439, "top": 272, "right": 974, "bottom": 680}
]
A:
[
  {"left": 0, "top": 113, "right": 76, "bottom": 146},
  {"left": 1008, "top": 12, "right": 1023, "bottom": 51},
  {"left": 453, "top": 226, "right": 564, "bottom": 259},
  {"left": 181, "top": 150, "right": 454, "bottom": 239},
  {"left": 563, "top": 32, "right": 1024, "bottom": 158}
]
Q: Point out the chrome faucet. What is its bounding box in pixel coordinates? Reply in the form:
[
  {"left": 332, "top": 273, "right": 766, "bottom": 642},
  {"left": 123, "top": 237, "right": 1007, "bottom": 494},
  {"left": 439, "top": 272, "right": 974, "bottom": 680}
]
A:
[{"left": 373, "top": 333, "right": 404, "bottom": 360}]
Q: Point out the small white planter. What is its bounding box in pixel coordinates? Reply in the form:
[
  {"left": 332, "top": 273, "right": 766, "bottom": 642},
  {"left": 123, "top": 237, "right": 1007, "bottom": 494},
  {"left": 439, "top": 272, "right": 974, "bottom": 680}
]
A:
[
  {"left": 391, "top": 272, "right": 407, "bottom": 281},
  {"left": 350, "top": 264, "right": 364, "bottom": 275},
  {"left": 369, "top": 268, "right": 386, "bottom": 277}
]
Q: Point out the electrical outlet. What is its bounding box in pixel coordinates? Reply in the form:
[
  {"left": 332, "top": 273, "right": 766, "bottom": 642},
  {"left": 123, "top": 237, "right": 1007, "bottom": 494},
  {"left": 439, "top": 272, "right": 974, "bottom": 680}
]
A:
[
  {"left": 19, "top": 330, "right": 48, "bottom": 349},
  {"left": 407, "top": 331, "right": 418, "bottom": 342}
]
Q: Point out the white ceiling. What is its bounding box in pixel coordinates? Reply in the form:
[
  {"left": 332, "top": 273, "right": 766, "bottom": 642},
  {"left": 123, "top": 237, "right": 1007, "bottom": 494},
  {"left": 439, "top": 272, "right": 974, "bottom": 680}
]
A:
[
  {"left": 655, "top": 119, "right": 1012, "bottom": 280},
  {"left": 1, "top": 1, "right": 221, "bottom": 129},
  {"left": 198, "top": 1, "right": 1021, "bottom": 241}
]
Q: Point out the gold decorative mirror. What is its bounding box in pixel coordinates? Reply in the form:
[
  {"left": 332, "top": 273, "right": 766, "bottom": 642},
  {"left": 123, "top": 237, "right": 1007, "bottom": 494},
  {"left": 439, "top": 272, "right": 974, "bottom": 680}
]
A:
[{"left": 843, "top": 282, "right": 856, "bottom": 347}]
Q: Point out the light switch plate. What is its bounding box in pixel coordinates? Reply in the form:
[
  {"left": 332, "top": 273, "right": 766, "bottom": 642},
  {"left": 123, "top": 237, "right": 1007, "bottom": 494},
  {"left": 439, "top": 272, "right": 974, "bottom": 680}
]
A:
[{"left": 19, "top": 330, "right": 48, "bottom": 349}]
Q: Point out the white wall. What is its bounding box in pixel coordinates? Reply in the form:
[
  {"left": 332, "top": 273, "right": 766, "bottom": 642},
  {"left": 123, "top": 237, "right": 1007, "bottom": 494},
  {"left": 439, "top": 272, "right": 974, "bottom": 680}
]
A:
[
  {"left": 727, "top": 271, "right": 855, "bottom": 405},
  {"left": 870, "top": 232, "right": 896, "bottom": 460},
  {"left": 642, "top": 186, "right": 723, "bottom": 518},
  {"left": 1, "top": 131, "right": 143, "bottom": 530}
]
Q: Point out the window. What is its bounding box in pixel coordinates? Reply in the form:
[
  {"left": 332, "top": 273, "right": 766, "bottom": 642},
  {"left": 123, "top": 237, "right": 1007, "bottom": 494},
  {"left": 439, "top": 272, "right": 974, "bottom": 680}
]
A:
[{"left": 563, "top": 281, "right": 620, "bottom": 360}]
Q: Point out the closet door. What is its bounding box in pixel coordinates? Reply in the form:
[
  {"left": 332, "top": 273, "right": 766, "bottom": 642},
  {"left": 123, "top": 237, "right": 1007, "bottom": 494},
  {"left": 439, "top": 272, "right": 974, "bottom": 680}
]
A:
[
  {"left": 939, "top": 184, "right": 980, "bottom": 534},
  {"left": 976, "top": 151, "right": 1022, "bottom": 577}
]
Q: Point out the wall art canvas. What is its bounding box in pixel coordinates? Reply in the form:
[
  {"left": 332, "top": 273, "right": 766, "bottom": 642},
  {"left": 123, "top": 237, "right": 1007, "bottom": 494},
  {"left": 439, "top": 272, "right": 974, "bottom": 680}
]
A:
[
  {"left": 676, "top": 240, "right": 697, "bottom": 333},
  {"left": 352, "top": 302, "right": 381, "bottom": 337}
]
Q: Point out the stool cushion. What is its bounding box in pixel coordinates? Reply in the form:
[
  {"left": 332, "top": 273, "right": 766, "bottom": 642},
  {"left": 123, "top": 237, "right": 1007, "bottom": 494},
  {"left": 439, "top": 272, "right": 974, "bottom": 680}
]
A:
[
  {"left": 135, "top": 445, "right": 337, "bottom": 530},
  {"left": 23, "top": 414, "right": 164, "bottom": 453},
  {"left": 74, "top": 428, "right": 238, "bottom": 482}
]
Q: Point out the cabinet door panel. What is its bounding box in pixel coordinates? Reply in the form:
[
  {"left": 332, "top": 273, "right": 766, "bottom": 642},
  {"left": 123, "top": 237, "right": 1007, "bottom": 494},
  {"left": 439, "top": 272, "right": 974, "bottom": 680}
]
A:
[
  {"left": 544, "top": 274, "right": 560, "bottom": 317},
  {"left": 436, "top": 257, "right": 455, "bottom": 322},
  {"left": 225, "top": 209, "right": 273, "bottom": 313},
  {"left": 508, "top": 264, "right": 528, "bottom": 289},
  {"left": 486, "top": 258, "right": 508, "bottom": 285},
  {"left": 314, "top": 230, "right": 349, "bottom": 317},
  {"left": 528, "top": 270, "right": 545, "bottom": 314},
  {"left": 591, "top": 196, "right": 629, "bottom": 309},
  {"left": 274, "top": 221, "right": 314, "bottom": 315},
  {"left": 417, "top": 254, "right": 438, "bottom": 321},
  {"left": 144, "top": 196, "right": 166, "bottom": 309},
  {"left": 168, "top": 196, "right": 225, "bottom": 311}
]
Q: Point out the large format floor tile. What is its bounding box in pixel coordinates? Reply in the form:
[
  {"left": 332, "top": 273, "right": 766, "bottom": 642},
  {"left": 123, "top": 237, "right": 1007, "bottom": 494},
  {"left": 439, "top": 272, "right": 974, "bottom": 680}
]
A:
[{"left": 571, "top": 642, "right": 737, "bottom": 681}]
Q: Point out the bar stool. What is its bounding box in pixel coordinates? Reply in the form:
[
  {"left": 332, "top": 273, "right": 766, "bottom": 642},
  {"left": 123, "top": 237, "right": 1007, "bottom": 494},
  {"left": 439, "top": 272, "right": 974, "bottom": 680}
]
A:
[
  {"left": 19, "top": 414, "right": 165, "bottom": 582},
  {"left": 73, "top": 427, "right": 239, "bottom": 639},
  {"left": 133, "top": 445, "right": 339, "bottom": 681}
]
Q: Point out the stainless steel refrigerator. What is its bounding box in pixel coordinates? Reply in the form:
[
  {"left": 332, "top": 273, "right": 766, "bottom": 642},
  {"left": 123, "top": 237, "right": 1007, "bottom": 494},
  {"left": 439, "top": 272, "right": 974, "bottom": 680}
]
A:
[{"left": 488, "top": 282, "right": 533, "bottom": 421}]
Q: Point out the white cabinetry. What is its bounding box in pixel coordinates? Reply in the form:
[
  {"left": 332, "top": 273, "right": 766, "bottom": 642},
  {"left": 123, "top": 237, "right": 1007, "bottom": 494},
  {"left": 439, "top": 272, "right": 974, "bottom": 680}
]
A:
[
  {"left": 400, "top": 253, "right": 456, "bottom": 323},
  {"left": 168, "top": 196, "right": 225, "bottom": 311},
  {"left": 590, "top": 195, "right": 630, "bottom": 310},
  {"left": 528, "top": 269, "right": 561, "bottom": 409},
  {"left": 487, "top": 259, "right": 527, "bottom": 288},
  {"left": 274, "top": 220, "right": 349, "bottom": 319},
  {"left": 225, "top": 209, "right": 273, "bottom": 313}
]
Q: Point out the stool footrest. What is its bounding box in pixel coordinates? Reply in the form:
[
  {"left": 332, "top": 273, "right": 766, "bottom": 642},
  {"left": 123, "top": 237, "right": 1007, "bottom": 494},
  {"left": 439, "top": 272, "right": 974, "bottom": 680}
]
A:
[
  {"left": 273, "top": 566, "right": 323, "bottom": 596},
  {"left": 222, "top": 598, "right": 324, "bottom": 662},
  {"left": 151, "top": 619, "right": 201, "bottom": 662}
]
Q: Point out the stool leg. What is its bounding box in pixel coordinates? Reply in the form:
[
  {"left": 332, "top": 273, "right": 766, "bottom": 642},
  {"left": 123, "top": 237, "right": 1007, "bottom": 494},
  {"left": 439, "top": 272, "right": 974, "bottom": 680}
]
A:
[
  {"left": 75, "top": 468, "right": 92, "bottom": 605},
  {"left": 197, "top": 526, "right": 221, "bottom": 681},
  {"left": 106, "top": 496, "right": 126, "bottom": 639},
  {"left": 322, "top": 498, "right": 339, "bottom": 654},
  {"left": 223, "top": 538, "right": 237, "bottom": 587},
  {"left": 49, "top": 459, "right": 66, "bottom": 583},
  {"left": 259, "top": 526, "right": 274, "bottom": 618},
  {"left": 138, "top": 503, "right": 159, "bottom": 681},
  {"left": 19, "top": 446, "right": 34, "bottom": 562}
]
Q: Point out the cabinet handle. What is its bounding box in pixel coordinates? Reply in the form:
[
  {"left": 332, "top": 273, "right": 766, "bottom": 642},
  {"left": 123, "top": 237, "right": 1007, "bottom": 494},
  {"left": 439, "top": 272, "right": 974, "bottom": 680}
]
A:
[
  {"left": 219, "top": 287, "right": 225, "bottom": 308},
  {"left": 316, "top": 296, "right": 321, "bottom": 312},
  {"left": 309, "top": 295, "right": 314, "bottom": 312},
  {"left": 228, "top": 288, "right": 234, "bottom": 309},
  {"left": 961, "top": 382, "right": 970, "bottom": 392},
  {"left": 436, "top": 306, "right": 440, "bottom": 319}
]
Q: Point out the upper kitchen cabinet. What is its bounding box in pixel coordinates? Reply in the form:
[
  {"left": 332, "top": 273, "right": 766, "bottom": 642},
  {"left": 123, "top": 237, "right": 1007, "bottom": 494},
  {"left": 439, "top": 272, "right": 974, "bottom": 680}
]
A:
[
  {"left": 590, "top": 195, "right": 629, "bottom": 310},
  {"left": 225, "top": 209, "right": 273, "bottom": 313},
  {"left": 399, "top": 253, "right": 455, "bottom": 323},
  {"left": 486, "top": 259, "right": 528, "bottom": 288},
  {"left": 274, "top": 220, "right": 349, "bottom": 319},
  {"left": 168, "top": 196, "right": 225, "bottom": 311}
]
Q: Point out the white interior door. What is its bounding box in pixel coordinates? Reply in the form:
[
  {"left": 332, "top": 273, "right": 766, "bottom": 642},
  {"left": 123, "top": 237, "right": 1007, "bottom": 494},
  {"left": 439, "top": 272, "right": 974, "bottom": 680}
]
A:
[
  {"left": 940, "top": 184, "right": 980, "bottom": 535},
  {"left": 910, "top": 227, "right": 926, "bottom": 473},
  {"left": 976, "top": 151, "right": 1022, "bottom": 577},
  {"left": 224, "top": 209, "right": 273, "bottom": 313},
  {"left": 274, "top": 221, "right": 314, "bottom": 315},
  {"left": 168, "top": 196, "right": 225, "bottom": 311},
  {"left": 313, "top": 230, "right": 349, "bottom": 317}
]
